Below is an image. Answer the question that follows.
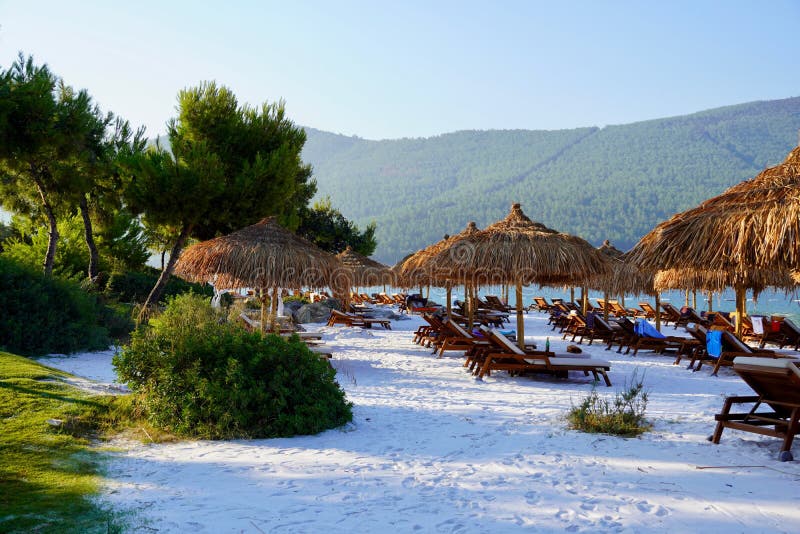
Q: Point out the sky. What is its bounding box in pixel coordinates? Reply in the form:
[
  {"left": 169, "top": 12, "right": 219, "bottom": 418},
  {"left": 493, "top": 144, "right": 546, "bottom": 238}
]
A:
[{"left": 0, "top": 0, "right": 798, "bottom": 140}]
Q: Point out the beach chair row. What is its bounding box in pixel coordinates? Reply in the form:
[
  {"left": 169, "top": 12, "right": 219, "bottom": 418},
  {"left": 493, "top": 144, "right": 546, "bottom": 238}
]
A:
[{"left": 412, "top": 313, "right": 611, "bottom": 386}]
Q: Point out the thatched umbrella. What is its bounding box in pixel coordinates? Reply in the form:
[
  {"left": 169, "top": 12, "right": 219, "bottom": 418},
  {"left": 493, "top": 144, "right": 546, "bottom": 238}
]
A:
[
  {"left": 336, "top": 246, "right": 394, "bottom": 293},
  {"left": 628, "top": 145, "right": 800, "bottom": 333},
  {"left": 400, "top": 222, "right": 481, "bottom": 316},
  {"left": 425, "top": 204, "right": 610, "bottom": 349},
  {"left": 175, "top": 217, "right": 347, "bottom": 334}
]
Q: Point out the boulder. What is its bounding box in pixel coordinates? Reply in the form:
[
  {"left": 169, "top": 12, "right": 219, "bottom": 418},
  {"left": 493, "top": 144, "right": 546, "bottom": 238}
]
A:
[{"left": 294, "top": 301, "right": 337, "bottom": 324}]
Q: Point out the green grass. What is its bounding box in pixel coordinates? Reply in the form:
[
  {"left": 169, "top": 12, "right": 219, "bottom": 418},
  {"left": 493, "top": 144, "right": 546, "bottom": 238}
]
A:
[
  {"left": 0, "top": 351, "right": 136, "bottom": 533},
  {"left": 567, "top": 372, "right": 652, "bottom": 437}
]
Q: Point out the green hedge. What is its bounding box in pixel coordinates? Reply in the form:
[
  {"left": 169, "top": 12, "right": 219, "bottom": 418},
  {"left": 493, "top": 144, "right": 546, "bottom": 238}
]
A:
[
  {"left": 0, "top": 257, "right": 109, "bottom": 356},
  {"left": 105, "top": 268, "right": 213, "bottom": 304},
  {"left": 114, "top": 294, "right": 352, "bottom": 439}
]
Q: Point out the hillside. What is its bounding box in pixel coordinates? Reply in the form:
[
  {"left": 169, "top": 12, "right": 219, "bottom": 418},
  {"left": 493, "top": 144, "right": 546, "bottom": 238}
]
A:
[{"left": 302, "top": 97, "right": 800, "bottom": 264}]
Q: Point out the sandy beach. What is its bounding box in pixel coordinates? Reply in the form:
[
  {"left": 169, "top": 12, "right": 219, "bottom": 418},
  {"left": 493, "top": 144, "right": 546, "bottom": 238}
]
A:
[{"left": 43, "top": 312, "right": 800, "bottom": 533}]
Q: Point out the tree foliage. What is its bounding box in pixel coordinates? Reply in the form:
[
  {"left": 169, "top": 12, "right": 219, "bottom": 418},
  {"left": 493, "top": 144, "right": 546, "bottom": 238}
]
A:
[
  {"left": 297, "top": 196, "right": 377, "bottom": 256},
  {"left": 123, "top": 82, "right": 316, "bottom": 319}
]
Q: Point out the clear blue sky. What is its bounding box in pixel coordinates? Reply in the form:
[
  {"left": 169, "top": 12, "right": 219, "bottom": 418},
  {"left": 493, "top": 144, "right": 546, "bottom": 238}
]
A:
[{"left": 1, "top": 0, "right": 798, "bottom": 140}]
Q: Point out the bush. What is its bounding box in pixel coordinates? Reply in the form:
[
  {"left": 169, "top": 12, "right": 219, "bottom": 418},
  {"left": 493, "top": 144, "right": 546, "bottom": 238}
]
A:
[
  {"left": 567, "top": 372, "right": 651, "bottom": 437},
  {"left": 105, "top": 268, "right": 213, "bottom": 304},
  {"left": 0, "top": 256, "right": 110, "bottom": 356},
  {"left": 114, "top": 294, "right": 353, "bottom": 439}
]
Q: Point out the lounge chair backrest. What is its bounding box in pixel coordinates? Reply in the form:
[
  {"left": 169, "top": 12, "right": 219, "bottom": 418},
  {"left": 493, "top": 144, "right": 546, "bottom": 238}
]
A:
[
  {"left": 722, "top": 330, "right": 753, "bottom": 353},
  {"left": 783, "top": 318, "right": 800, "bottom": 335},
  {"left": 445, "top": 317, "right": 473, "bottom": 339},
  {"left": 489, "top": 328, "right": 525, "bottom": 355},
  {"left": 586, "top": 312, "right": 596, "bottom": 328}
]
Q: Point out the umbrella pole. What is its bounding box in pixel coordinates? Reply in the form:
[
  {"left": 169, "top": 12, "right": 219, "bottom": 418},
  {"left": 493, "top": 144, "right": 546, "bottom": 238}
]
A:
[
  {"left": 516, "top": 282, "right": 525, "bottom": 351},
  {"left": 603, "top": 291, "right": 610, "bottom": 322},
  {"left": 708, "top": 291, "right": 713, "bottom": 313},
  {"left": 260, "top": 289, "right": 267, "bottom": 336},
  {"left": 654, "top": 292, "right": 661, "bottom": 332},
  {"left": 570, "top": 287, "right": 575, "bottom": 305},
  {"left": 684, "top": 289, "right": 690, "bottom": 308},
  {"left": 468, "top": 283, "right": 475, "bottom": 329},
  {"left": 620, "top": 294, "right": 626, "bottom": 307},
  {"left": 735, "top": 286, "right": 746, "bottom": 337},
  {"left": 581, "top": 286, "right": 588, "bottom": 316},
  {"left": 446, "top": 286, "right": 452, "bottom": 316}
]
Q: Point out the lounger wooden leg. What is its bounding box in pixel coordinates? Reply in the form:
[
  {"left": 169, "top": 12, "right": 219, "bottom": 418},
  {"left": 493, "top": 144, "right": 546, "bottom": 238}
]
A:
[
  {"left": 780, "top": 407, "right": 800, "bottom": 456},
  {"left": 600, "top": 370, "right": 611, "bottom": 387}
]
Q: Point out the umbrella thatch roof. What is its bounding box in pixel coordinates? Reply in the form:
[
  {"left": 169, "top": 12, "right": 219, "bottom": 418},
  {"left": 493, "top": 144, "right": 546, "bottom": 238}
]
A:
[
  {"left": 628, "top": 146, "right": 800, "bottom": 275},
  {"left": 175, "top": 217, "right": 347, "bottom": 291},
  {"left": 588, "top": 241, "right": 655, "bottom": 296},
  {"left": 653, "top": 267, "right": 795, "bottom": 297},
  {"left": 398, "top": 222, "right": 480, "bottom": 287},
  {"left": 336, "top": 246, "right": 393, "bottom": 287},
  {"left": 425, "top": 204, "right": 609, "bottom": 286}
]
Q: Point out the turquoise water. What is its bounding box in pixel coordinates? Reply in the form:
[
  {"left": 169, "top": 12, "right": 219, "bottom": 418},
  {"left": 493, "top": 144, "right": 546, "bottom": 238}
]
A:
[{"left": 366, "top": 285, "right": 800, "bottom": 322}]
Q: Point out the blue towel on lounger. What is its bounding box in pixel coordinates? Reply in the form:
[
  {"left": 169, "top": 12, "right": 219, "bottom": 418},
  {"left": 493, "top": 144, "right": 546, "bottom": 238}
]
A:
[
  {"left": 706, "top": 330, "right": 723, "bottom": 359},
  {"left": 635, "top": 319, "right": 665, "bottom": 339}
]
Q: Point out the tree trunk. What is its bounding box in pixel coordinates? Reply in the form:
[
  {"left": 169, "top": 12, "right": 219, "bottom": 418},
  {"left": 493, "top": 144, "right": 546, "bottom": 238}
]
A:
[
  {"left": 32, "top": 174, "right": 58, "bottom": 276},
  {"left": 137, "top": 224, "right": 191, "bottom": 324},
  {"left": 79, "top": 195, "right": 100, "bottom": 284}
]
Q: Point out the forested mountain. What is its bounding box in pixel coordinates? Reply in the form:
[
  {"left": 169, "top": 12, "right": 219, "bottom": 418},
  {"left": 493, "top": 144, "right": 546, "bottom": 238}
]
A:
[{"left": 302, "top": 97, "right": 800, "bottom": 264}]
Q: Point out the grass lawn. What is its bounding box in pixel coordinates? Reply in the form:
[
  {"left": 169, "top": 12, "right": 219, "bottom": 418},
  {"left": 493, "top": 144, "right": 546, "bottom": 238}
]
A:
[{"left": 0, "top": 351, "right": 130, "bottom": 533}]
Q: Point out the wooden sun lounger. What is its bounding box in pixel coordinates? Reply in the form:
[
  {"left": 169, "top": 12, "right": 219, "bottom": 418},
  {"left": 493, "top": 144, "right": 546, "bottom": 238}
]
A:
[
  {"left": 528, "top": 296, "right": 552, "bottom": 313},
  {"left": 475, "top": 327, "right": 611, "bottom": 386},
  {"left": 436, "top": 318, "right": 491, "bottom": 358},
  {"left": 712, "top": 357, "right": 800, "bottom": 461},
  {"left": 327, "top": 309, "right": 391, "bottom": 329}
]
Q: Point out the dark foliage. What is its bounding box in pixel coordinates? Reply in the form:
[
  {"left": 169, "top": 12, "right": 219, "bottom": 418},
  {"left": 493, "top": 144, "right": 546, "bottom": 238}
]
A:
[
  {"left": 105, "top": 268, "right": 212, "bottom": 304},
  {"left": 0, "top": 256, "right": 109, "bottom": 355}
]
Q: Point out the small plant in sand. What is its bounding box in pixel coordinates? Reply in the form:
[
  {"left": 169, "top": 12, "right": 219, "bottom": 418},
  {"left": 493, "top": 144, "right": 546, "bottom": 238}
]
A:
[{"left": 567, "top": 371, "right": 650, "bottom": 437}]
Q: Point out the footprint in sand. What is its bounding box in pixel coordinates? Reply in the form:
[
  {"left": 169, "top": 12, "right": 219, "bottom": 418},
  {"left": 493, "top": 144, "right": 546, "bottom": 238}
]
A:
[{"left": 524, "top": 490, "right": 541, "bottom": 505}]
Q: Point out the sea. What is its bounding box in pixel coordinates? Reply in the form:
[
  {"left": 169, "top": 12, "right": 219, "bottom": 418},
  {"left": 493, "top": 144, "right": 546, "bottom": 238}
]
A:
[{"left": 361, "top": 285, "right": 800, "bottom": 322}]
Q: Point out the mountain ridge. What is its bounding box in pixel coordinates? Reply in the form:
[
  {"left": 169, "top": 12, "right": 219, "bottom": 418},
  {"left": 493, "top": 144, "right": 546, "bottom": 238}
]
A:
[{"left": 302, "top": 96, "right": 800, "bottom": 264}]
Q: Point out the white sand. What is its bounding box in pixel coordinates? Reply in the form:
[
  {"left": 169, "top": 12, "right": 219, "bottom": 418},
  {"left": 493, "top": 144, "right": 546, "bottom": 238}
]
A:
[{"left": 46, "top": 314, "right": 800, "bottom": 533}]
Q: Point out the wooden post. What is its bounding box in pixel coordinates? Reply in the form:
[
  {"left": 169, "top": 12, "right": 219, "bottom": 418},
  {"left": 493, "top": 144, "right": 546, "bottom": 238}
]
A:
[
  {"left": 446, "top": 286, "right": 452, "bottom": 316},
  {"left": 735, "top": 286, "right": 746, "bottom": 337},
  {"left": 581, "top": 286, "right": 588, "bottom": 315},
  {"left": 684, "top": 289, "right": 690, "bottom": 307},
  {"left": 654, "top": 292, "right": 661, "bottom": 332},
  {"left": 708, "top": 291, "right": 713, "bottom": 312},
  {"left": 467, "top": 283, "right": 475, "bottom": 329},
  {"left": 570, "top": 286, "right": 575, "bottom": 305},
  {"left": 603, "top": 291, "right": 610, "bottom": 322},
  {"left": 516, "top": 282, "right": 525, "bottom": 351},
  {"left": 259, "top": 287, "right": 269, "bottom": 336}
]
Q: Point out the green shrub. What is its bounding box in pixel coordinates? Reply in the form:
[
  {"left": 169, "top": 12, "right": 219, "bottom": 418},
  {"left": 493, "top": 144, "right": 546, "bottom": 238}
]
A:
[
  {"left": 0, "top": 257, "right": 110, "bottom": 356},
  {"left": 567, "top": 372, "right": 651, "bottom": 437},
  {"left": 114, "top": 294, "right": 353, "bottom": 439},
  {"left": 105, "top": 268, "right": 213, "bottom": 304},
  {"left": 283, "top": 294, "right": 310, "bottom": 305}
]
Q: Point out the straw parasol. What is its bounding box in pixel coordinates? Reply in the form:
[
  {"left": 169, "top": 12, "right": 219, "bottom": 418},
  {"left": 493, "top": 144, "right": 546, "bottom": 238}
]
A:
[
  {"left": 426, "top": 204, "right": 610, "bottom": 349},
  {"left": 336, "top": 246, "right": 394, "bottom": 290},
  {"left": 175, "top": 217, "right": 347, "bottom": 334},
  {"left": 399, "top": 221, "right": 481, "bottom": 315},
  {"left": 628, "top": 145, "right": 800, "bottom": 333}
]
